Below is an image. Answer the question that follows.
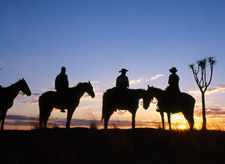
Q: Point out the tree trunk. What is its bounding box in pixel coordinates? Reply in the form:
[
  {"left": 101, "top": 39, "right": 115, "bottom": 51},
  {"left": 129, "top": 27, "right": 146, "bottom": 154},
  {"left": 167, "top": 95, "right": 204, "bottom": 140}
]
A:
[{"left": 201, "top": 92, "right": 207, "bottom": 130}]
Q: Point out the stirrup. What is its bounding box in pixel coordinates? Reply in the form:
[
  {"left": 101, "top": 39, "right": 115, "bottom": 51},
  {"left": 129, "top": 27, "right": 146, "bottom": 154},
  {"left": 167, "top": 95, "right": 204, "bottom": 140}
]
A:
[{"left": 61, "top": 109, "right": 66, "bottom": 113}]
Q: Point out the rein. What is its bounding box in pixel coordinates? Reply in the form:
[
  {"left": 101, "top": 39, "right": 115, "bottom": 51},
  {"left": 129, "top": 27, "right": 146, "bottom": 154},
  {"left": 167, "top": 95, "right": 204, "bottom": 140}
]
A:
[
  {"left": 151, "top": 99, "right": 158, "bottom": 104},
  {"left": 117, "top": 99, "right": 144, "bottom": 114},
  {"left": 118, "top": 109, "right": 128, "bottom": 114}
]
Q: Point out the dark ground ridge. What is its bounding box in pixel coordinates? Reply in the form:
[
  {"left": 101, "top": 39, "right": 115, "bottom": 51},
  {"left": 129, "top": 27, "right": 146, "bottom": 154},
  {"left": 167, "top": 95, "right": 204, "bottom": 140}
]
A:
[{"left": 0, "top": 128, "right": 225, "bottom": 164}]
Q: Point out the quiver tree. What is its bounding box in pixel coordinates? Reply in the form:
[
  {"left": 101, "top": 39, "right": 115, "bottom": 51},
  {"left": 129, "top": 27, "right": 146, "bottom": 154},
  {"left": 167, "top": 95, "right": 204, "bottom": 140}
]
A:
[{"left": 189, "top": 57, "right": 216, "bottom": 130}]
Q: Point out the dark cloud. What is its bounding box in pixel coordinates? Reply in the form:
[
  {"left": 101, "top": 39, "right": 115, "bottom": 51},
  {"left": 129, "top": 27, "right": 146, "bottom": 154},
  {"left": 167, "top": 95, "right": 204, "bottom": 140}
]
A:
[
  {"left": 4, "top": 114, "right": 161, "bottom": 129},
  {"left": 206, "top": 108, "right": 225, "bottom": 115},
  {"left": 31, "top": 93, "right": 41, "bottom": 96},
  {"left": 22, "top": 100, "right": 38, "bottom": 105},
  {"left": 194, "top": 107, "right": 225, "bottom": 118},
  {"left": 5, "top": 115, "right": 38, "bottom": 126},
  {"left": 6, "top": 115, "right": 37, "bottom": 121}
]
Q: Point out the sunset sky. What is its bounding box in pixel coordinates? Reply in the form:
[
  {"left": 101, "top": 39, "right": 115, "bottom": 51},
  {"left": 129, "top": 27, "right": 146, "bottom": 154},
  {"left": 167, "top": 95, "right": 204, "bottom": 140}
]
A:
[{"left": 1, "top": 0, "right": 225, "bottom": 130}]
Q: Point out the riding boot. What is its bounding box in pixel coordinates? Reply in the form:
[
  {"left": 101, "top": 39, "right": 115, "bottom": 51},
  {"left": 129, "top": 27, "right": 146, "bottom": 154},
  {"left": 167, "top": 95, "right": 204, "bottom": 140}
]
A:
[{"left": 61, "top": 109, "right": 66, "bottom": 113}]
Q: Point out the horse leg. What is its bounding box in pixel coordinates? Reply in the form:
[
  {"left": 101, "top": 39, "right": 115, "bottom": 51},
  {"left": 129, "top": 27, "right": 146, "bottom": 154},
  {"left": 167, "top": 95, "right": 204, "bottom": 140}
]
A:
[
  {"left": 66, "top": 108, "right": 75, "bottom": 129},
  {"left": 131, "top": 110, "right": 137, "bottom": 129},
  {"left": 39, "top": 117, "right": 43, "bottom": 128},
  {"left": 40, "top": 107, "right": 52, "bottom": 128},
  {"left": 188, "top": 117, "right": 194, "bottom": 131},
  {"left": 167, "top": 112, "right": 172, "bottom": 130},
  {"left": 39, "top": 103, "right": 46, "bottom": 128},
  {"left": 183, "top": 112, "right": 194, "bottom": 130},
  {"left": 160, "top": 112, "right": 165, "bottom": 130},
  {"left": 104, "top": 109, "right": 114, "bottom": 129},
  {"left": 104, "top": 118, "right": 108, "bottom": 129},
  {"left": 39, "top": 111, "right": 44, "bottom": 128},
  {"left": 0, "top": 110, "right": 7, "bottom": 131}
]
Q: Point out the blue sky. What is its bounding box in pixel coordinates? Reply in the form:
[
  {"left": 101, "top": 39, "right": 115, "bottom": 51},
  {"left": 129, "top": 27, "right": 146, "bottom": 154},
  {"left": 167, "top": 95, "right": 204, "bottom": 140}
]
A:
[{"left": 0, "top": 0, "right": 225, "bottom": 129}]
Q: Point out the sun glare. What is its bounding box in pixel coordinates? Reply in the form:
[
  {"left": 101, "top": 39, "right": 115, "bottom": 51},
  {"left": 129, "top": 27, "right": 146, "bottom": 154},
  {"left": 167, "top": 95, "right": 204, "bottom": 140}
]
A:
[{"left": 177, "top": 125, "right": 187, "bottom": 130}]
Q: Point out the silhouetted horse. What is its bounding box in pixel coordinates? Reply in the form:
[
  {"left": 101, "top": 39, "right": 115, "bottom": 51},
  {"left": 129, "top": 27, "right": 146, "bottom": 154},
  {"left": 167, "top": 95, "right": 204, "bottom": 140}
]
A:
[
  {"left": 39, "top": 81, "right": 95, "bottom": 128},
  {"left": 101, "top": 88, "right": 151, "bottom": 129},
  {"left": 146, "top": 85, "right": 195, "bottom": 130},
  {"left": 0, "top": 79, "right": 31, "bottom": 130}
]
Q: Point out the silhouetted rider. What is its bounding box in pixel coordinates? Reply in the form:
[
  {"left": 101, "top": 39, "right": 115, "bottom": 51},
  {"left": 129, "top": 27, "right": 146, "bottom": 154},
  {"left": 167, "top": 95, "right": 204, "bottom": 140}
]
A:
[
  {"left": 55, "top": 67, "right": 69, "bottom": 91},
  {"left": 55, "top": 66, "right": 69, "bottom": 112},
  {"left": 165, "top": 67, "right": 180, "bottom": 93},
  {"left": 116, "top": 68, "right": 129, "bottom": 89},
  {"left": 111, "top": 68, "right": 130, "bottom": 111},
  {"left": 156, "top": 67, "right": 181, "bottom": 113}
]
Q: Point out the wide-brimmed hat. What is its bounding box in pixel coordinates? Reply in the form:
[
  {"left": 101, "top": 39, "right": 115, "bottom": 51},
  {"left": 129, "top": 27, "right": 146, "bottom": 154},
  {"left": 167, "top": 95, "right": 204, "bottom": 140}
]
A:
[
  {"left": 119, "top": 68, "right": 128, "bottom": 73},
  {"left": 169, "top": 67, "right": 178, "bottom": 73}
]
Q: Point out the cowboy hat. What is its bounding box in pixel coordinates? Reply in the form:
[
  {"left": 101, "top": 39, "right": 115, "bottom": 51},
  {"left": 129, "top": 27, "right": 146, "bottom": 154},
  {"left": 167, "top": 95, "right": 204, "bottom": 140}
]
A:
[
  {"left": 169, "top": 67, "right": 178, "bottom": 73},
  {"left": 119, "top": 68, "right": 128, "bottom": 73}
]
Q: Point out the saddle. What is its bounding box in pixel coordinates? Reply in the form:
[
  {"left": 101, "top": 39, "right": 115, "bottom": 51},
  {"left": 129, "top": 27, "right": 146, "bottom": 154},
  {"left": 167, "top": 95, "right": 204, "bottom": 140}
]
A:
[
  {"left": 55, "top": 89, "right": 69, "bottom": 112},
  {"left": 106, "top": 87, "right": 133, "bottom": 110},
  {"left": 156, "top": 89, "right": 182, "bottom": 113},
  {"left": 107, "top": 87, "right": 130, "bottom": 97},
  {"left": 56, "top": 88, "right": 69, "bottom": 98}
]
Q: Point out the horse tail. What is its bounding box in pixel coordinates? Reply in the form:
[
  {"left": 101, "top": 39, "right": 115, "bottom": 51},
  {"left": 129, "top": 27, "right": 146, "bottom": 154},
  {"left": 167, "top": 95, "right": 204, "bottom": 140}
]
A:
[
  {"left": 38, "top": 94, "right": 44, "bottom": 128},
  {"left": 182, "top": 93, "right": 196, "bottom": 130},
  {"left": 190, "top": 95, "right": 196, "bottom": 115},
  {"left": 187, "top": 93, "right": 195, "bottom": 111},
  {"left": 38, "top": 92, "right": 52, "bottom": 128},
  {"left": 101, "top": 93, "right": 105, "bottom": 123},
  {"left": 188, "top": 95, "right": 196, "bottom": 130},
  {"left": 39, "top": 93, "right": 49, "bottom": 128},
  {"left": 101, "top": 92, "right": 108, "bottom": 123}
]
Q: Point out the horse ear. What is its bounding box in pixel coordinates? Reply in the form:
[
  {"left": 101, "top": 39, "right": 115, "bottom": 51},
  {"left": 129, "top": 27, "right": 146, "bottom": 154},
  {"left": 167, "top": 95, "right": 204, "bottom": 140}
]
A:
[
  {"left": 148, "top": 85, "right": 150, "bottom": 88},
  {"left": 22, "top": 78, "right": 24, "bottom": 81},
  {"left": 88, "top": 81, "right": 90, "bottom": 84}
]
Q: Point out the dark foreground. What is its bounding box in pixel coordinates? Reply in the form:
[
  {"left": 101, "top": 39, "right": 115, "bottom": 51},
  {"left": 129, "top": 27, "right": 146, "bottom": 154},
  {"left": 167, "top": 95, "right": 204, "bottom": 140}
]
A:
[{"left": 0, "top": 128, "right": 225, "bottom": 164}]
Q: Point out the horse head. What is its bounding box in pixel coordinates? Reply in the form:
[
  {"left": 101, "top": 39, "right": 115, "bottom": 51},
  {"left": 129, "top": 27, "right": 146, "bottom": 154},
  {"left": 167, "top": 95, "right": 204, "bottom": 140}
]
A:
[
  {"left": 143, "top": 85, "right": 154, "bottom": 109},
  {"left": 20, "top": 78, "right": 31, "bottom": 96},
  {"left": 147, "top": 85, "right": 155, "bottom": 93},
  {"left": 85, "top": 81, "right": 95, "bottom": 98}
]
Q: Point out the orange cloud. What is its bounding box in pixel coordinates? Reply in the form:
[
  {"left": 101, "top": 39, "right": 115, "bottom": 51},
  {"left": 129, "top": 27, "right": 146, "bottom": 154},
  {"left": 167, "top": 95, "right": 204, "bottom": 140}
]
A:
[
  {"left": 130, "top": 77, "right": 144, "bottom": 84},
  {"left": 149, "top": 74, "right": 164, "bottom": 80},
  {"left": 206, "top": 85, "right": 225, "bottom": 95},
  {"left": 189, "top": 85, "right": 225, "bottom": 96},
  {"left": 22, "top": 100, "right": 38, "bottom": 105}
]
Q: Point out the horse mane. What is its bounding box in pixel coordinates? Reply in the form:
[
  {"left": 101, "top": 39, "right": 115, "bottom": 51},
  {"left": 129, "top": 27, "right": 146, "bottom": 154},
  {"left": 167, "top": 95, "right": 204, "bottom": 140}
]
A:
[
  {"left": 71, "top": 82, "right": 88, "bottom": 89},
  {"left": 130, "top": 88, "right": 146, "bottom": 94},
  {"left": 131, "top": 88, "right": 145, "bottom": 91},
  {"left": 148, "top": 86, "right": 165, "bottom": 99},
  {"left": 6, "top": 79, "right": 22, "bottom": 89},
  {"left": 153, "top": 87, "right": 164, "bottom": 92}
]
